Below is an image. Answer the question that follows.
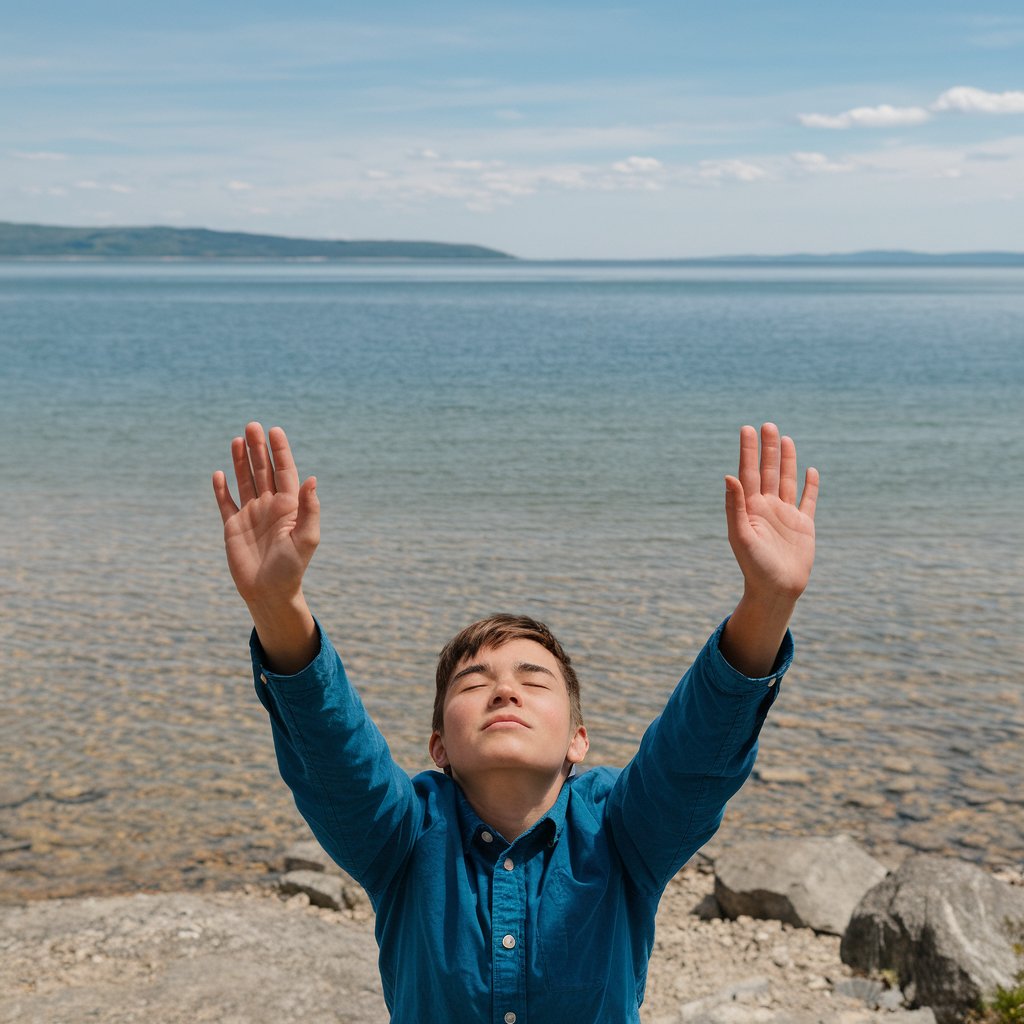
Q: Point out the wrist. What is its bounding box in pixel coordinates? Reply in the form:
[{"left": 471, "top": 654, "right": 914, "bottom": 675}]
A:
[
  {"left": 246, "top": 592, "right": 318, "bottom": 675},
  {"left": 720, "top": 591, "right": 797, "bottom": 679}
]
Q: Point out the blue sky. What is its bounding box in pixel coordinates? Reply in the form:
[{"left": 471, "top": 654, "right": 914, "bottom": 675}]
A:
[{"left": 4, "top": 1, "right": 1024, "bottom": 257}]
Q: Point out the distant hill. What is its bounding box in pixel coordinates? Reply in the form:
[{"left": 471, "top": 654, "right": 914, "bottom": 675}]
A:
[
  {"left": 0, "top": 222, "right": 513, "bottom": 260},
  {"left": 691, "top": 249, "right": 1024, "bottom": 267}
]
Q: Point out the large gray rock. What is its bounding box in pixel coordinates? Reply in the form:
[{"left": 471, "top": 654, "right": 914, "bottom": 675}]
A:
[
  {"left": 0, "top": 891, "right": 387, "bottom": 1024},
  {"left": 841, "top": 853, "right": 1024, "bottom": 1024},
  {"left": 714, "top": 835, "right": 887, "bottom": 936}
]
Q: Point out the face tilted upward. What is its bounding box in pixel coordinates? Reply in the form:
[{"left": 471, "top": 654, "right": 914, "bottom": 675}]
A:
[{"left": 429, "top": 638, "right": 589, "bottom": 782}]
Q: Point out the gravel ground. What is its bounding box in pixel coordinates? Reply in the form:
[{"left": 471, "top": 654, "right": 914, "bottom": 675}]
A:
[{"left": 0, "top": 859, "right": 950, "bottom": 1024}]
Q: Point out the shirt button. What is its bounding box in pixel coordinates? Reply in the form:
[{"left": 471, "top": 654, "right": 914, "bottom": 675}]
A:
[
  {"left": 503, "top": 858, "right": 514, "bottom": 871},
  {"left": 504, "top": 1013, "right": 517, "bottom": 1024},
  {"left": 481, "top": 831, "right": 493, "bottom": 843},
  {"left": 501, "top": 934, "right": 516, "bottom": 949},
  {"left": 259, "top": 673, "right": 268, "bottom": 684}
]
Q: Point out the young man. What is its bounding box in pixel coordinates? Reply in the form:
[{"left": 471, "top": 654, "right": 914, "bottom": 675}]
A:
[{"left": 212, "top": 421, "right": 818, "bottom": 1024}]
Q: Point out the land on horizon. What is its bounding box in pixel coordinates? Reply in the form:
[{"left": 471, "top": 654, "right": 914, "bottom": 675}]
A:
[{"left": 2, "top": 222, "right": 1024, "bottom": 265}]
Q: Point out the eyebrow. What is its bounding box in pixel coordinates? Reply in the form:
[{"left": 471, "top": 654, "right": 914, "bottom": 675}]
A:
[{"left": 450, "top": 661, "right": 557, "bottom": 684}]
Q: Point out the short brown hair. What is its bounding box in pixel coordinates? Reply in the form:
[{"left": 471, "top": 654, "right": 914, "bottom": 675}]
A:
[{"left": 433, "top": 614, "right": 583, "bottom": 734}]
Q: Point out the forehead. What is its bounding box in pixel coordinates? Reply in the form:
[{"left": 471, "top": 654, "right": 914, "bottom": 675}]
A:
[{"left": 453, "top": 637, "right": 565, "bottom": 677}]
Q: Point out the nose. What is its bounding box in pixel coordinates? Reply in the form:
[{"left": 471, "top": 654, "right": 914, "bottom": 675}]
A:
[{"left": 489, "top": 679, "right": 522, "bottom": 706}]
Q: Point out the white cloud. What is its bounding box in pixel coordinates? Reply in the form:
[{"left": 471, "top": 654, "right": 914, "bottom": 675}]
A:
[
  {"left": 932, "top": 86, "right": 1024, "bottom": 114},
  {"left": 227, "top": 179, "right": 253, "bottom": 190},
  {"left": 791, "top": 151, "right": 854, "bottom": 173},
  {"left": 698, "top": 159, "right": 767, "bottom": 182},
  {"left": 612, "top": 155, "right": 662, "bottom": 174},
  {"left": 799, "top": 105, "right": 931, "bottom": 130},
  {"left": 74, "top": 179, "right": 132, "bottom": 193},
  {"left": 799, "top": 86, "right": 1024, "bottom": 132},
  {"left": 13, "top": 150, "right": 68, "bottom": 161}
]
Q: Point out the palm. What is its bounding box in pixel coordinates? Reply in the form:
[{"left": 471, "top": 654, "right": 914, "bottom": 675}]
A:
[
  {"left": 725, "top": 425, "right": 819, "bottom": 600},
  {"left": 213, "top": 424, "right": 319, "bottom": 606},
  {"left": 223, "top": 490, "right": 309, "bottom": 597}
]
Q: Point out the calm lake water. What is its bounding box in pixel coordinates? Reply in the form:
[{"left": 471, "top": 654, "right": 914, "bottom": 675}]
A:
[{"left": 1, "top": 260, "right": 1021, "bottom": 902}]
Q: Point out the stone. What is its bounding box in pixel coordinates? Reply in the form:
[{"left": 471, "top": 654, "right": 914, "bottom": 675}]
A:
[
  {"left": 833, "top": 976, "right": 884, "bottom": 1006},
  {"left": 691, "top": 893, "right": 722, "bottom": 920},
  {"left": 714, "top": 835, "right": 888, "bottom": 936},
  {"left": 844, "top": 792, "right": 887, "bottom": 809},
  {"left": 754, "top": 766, "right": 812, "bottom": 785},
  {"left": 282, "top": 839, "right": 335, "bottom": 873},
  {"left": 278, "top": 870, "right": 346, "bottom": 911},
  {"left": 678, "top": 977, "right": 773, "bottom": 1023},
  {"left": 840, "top": 853, "right": 1024, "bottom": 1024},
  {"left": 877, "top": 986, "right": 906, "bottom": 1011}
]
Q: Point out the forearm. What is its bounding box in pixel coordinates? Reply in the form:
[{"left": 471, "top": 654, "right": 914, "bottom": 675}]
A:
[
  {"left": 719, "top": 588, "right": 797, "bottom": 678},
  {"left": 253, "top": 627, "right": 419, "bottom": 895},
  {"left": 609, "top": 619, "right": 789, "bottom": 891},
  {"left": 247, "top": 591, "right": 318, "bottom": 675}
]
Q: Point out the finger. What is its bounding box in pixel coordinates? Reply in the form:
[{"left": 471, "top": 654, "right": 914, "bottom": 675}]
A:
[
  {"left": 232, "top": 435, "right": 257, "bottom": 505},
  {"left": 779, "top": 435, "right": 797, "bottom": 505},
  {"left": 737, "top": 425, "right": 760, "bottom": 497},
  {"left": 245, "top": 421, "right": 276, "bottom": 496},
  {"left": 293, "top": 476, "right": 321, "bottom": 556},
  {"left": 798, "top": 466, "right": 820, "bottom": 521},
  {"left": 759, "top": 423, "right": 781, "bottom": 496},
  {"left": 212, "top": 470, "right": 240, "bottom": 526},
  {"left": 724, "top": 474, "right": 749, "bottom": 545},
  {"left": 268, "top": 426, "right": 300, "bottom": 495}
]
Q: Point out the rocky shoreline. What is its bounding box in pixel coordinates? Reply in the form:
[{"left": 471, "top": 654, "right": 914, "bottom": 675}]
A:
[{"left": 2, "top": 835, "right": 1021, "bottom": 1024}]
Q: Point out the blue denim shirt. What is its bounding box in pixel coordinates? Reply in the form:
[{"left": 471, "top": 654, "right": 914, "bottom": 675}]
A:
[{"left": 252, "top": 620, "right": 790, "bottom": 1024}]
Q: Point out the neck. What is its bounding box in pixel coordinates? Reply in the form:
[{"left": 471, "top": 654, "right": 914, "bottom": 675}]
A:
[{"left": 452, "top": 766, "right": 569, "bottom": 842}]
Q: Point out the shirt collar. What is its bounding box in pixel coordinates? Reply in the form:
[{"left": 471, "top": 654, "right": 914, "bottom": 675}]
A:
[{"left": 453, "top": 775, "right": 573, "bottom": 853}]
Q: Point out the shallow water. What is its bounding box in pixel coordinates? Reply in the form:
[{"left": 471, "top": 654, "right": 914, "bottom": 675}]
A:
[{"left": 1, "top": 261, "right": 1021, "bottom": 901}]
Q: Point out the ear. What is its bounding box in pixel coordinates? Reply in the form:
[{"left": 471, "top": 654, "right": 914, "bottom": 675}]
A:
[
  {"left": 566, "top": 725, "right": 589, "bottom": 766},
  {"left": 428, "top": 730, "right": 450, "bottom": 770}
]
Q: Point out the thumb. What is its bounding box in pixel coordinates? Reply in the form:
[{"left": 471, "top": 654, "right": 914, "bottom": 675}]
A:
[{"left": 293, "top": 476, "right": 321, "bottom": 555}]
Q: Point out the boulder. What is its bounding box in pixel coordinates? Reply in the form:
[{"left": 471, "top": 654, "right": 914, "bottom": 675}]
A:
[
  {"left": 713, "top": 835, "right": 887, "bottom": 936},
  {"left": 282, "top": 838, "right": 335, "bottom": 873},
  {"left": 278, "top": 869, "right": 372, "bottom": 917},
  {"left": 840, "top": 853, "right": 1024, "bottom": 1024}
]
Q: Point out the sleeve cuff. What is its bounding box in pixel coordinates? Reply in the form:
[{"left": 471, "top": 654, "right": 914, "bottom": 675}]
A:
[
  {"left": 705, "top": 616, "right": 794, "bottom": 694},
  {"left": 249, "top": 618, "right": 330, "bottom": 693}
]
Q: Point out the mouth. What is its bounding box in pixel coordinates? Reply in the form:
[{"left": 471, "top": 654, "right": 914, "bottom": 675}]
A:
[{"left": 483, "top": 715, "right": 528, "bottom": 730}]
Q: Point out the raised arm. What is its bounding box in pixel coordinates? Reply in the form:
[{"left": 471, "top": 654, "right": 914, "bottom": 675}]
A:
[
  {"left": 212, "top": 422, "right": 320, "bottom": 673},
  {"left": 720, "top": 423, "right": 819, "bottom": 676}
]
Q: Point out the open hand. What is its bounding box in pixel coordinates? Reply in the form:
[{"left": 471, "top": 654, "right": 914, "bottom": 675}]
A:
[
  {"left": 212, "top": 423, "right": 320, "bottom": 608},
  {"left": 724, "top": 424, "right": 819, "bottom": 602}
]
